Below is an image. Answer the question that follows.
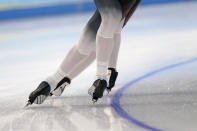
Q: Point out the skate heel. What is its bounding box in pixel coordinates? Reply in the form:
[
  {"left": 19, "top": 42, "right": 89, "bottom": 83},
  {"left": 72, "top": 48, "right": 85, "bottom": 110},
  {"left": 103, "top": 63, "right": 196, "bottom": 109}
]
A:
[{"left": 107, "top": 68, "right": 118, "bottom": 93}]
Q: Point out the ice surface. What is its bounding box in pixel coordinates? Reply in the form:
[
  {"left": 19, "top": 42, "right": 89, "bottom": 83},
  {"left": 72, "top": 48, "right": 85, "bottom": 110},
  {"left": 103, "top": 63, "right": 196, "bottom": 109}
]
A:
[{"left": 0, "top": 1, "right": 197, "bottom": 131}]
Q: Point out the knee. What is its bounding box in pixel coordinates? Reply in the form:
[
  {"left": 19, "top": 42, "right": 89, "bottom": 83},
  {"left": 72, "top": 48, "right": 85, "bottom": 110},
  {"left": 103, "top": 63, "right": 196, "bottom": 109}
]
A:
[
  {"left": 85, "top": 10, "right": 101, "bottom": 36},
  {"left": 75, "top": 16, "right": 100, "bottom": 55},
  {"left": 76, "top": 30, "right": 96, "bottom": 55},
  {"left": 76, "top": 37, "right": 96, "bottom": 55},
  {"left": 98, "top": 9, "right": 122, "bottom": 38},
  {"left": 103, "top": 10, "right": 122, "bottom": 26}
]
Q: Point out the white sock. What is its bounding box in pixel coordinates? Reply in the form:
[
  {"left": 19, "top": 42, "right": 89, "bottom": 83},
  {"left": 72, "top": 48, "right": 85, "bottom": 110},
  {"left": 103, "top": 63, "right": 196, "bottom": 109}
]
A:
[
  {"left": 59, "top": 45, "right": 87, "bottom": 78},
  {"left": 108, "top": 33, "right": 121, "bottom": 69},
  {"left": 60, "top": 45, "right": 95, "bottom": 79},
  {"left": 45, "top": 69, "right": 65, "bottom": 91},
  {"left": 96, "top": 35, "right": 114, "bottom": 80}
]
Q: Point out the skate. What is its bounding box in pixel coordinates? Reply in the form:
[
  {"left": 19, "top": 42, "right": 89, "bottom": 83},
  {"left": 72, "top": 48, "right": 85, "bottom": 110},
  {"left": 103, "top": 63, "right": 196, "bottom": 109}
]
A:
[
  {"left": 88, "top": 79, "right": 107, "bottom": 103},
  {"left": 50, "top": 77, "right": 71, "bottom": 96},
  {"left": 106, "top": 68, "right": 118, "bottom": 93},
  {"left": 25, "top": 81, "right": 51, "bottom": 107}
]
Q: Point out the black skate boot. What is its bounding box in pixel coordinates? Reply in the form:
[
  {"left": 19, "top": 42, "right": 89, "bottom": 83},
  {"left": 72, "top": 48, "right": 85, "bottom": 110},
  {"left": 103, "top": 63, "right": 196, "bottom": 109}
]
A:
[
  {"left": 88, "top": 79, "right": 107, "bottom": 103},
  {"left": 50, "top": 77, "right": 71, "bottom": 96},
  {"left": 26, "top": 81, "right": 51, "bottom": 107},
  {"left": 107, "top": 68, "right": 118, "bottom": 93}
]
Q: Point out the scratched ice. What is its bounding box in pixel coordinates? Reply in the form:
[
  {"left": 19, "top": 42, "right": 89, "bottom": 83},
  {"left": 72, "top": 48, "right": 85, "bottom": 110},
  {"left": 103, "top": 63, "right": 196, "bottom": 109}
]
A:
[{"left": 0, "top": 1, "right": 197, "bottom": 131}]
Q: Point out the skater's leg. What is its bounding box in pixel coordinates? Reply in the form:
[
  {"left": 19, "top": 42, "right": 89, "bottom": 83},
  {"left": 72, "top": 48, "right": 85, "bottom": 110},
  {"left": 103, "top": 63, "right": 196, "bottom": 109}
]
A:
[
  {"left": 44, "top": 11, "right": 101, "bottom": 96},
  {"left": 88, "top": 0, "right": 123, "bottom": 102},
  {"left": 27, "top": 11, "right": 101, "bottom": 105},
  {"left": 107, "top": 0, "right": 141, "bottom": 91},
  {"left": 89, "top": 0, "right": 142, "bottom": 101},
  {"left": 94, "top": 0, "right": 123, "bottom": 80},
  {"left": 108, "top": 33, "right": 121, "bottom": 69},
  {"left": 109, "top": 0, "right": 141, "bottom": 68},
  {"left": 108, "top": 19, "right": 124, "bottom": 69},
  {"left": 69, "top": 51, "right": 96, "bottom": 79},
  {"left": 58, "top": 10, "right": 101, "bottom": 79},
  {"left": 106, "top": 19, "right": 124, "bottom": 92}
]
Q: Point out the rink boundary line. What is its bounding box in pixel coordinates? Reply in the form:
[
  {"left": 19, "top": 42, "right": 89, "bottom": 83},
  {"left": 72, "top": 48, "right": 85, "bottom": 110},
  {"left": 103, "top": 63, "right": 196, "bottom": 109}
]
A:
[{"left": 111, "top": 57, "right": 197, "bottom": 131}]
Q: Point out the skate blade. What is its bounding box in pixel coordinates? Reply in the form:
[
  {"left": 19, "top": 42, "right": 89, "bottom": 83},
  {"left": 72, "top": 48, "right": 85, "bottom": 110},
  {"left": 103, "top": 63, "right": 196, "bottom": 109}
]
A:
[
  {"left": 24, "top": 101, "right": 32, "bottom": 108},
  {"left": 49, "top": 93, "right": 53, "bottom": 96},
  {"left": 92, "top": 99, "right": 97, "bottom": 104},
  {"left": 107, "top": 89, "right": 111, "bottom": 94}
]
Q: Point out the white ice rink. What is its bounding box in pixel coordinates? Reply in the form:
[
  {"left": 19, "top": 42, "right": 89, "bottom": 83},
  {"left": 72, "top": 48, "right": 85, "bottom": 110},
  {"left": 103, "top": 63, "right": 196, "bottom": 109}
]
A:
[{"left": 0, "top": 1, "right": 197, "bottom": 131}]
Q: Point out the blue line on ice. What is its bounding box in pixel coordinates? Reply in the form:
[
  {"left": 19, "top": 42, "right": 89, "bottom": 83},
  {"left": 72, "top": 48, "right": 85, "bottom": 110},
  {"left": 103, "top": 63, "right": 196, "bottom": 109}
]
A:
[{"left": 111, "top": 57, "right": 197, "bottom": 131}]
